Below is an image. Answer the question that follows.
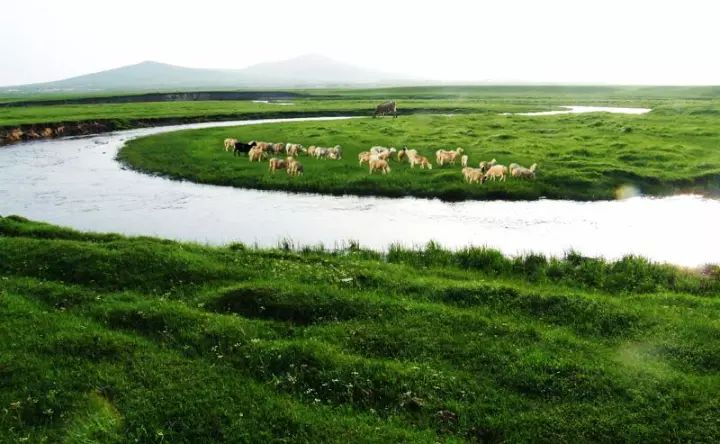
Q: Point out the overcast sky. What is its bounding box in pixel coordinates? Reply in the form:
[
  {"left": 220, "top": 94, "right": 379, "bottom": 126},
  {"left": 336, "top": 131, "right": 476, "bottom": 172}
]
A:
[{"left": 1, "top": 0, "right": 719, "bottom": 86}]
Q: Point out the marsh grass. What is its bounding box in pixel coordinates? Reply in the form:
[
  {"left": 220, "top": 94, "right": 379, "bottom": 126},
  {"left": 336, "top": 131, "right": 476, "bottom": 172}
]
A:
[{"left": 1, "top": 216, "right": 720, "bottom": 442}]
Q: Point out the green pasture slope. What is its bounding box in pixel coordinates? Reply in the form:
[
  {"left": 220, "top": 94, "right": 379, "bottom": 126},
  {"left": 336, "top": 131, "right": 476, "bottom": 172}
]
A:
[
  {"left": 119, "top": 103, "right": 720, "bottom": 201},
  {"left": 1, "top": 215, "right": 720, "bottom": 442}
]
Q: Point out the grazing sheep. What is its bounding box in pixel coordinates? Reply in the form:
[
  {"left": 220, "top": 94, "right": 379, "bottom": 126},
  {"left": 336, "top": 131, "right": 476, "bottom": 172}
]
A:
[
  {"left": 478, "top": 158, "right": 497, "bottom": 173},
  {"left": 286, "top": 157, "right": 304, "bottom": 176},
  {"left": 511, "top": 163, "right": 537, "bottom": 179},
  {"left": 248, "top": 147, "right": 266, "bottom": 162},
  {"left": 268, "top": 157, "right": 287, "bottom": 173},
  {"left": 369, "top": 158, "right": 391, "bottom": 175},
  {"left": 370, "top": 146, "right": 397, "bottom": 157},
  {"left": 462, "top": 167, "right": 484, "bottom": 183},
  {"left": 409, "top": 154, "right": 432, "bottom": 170},
  {"left": 313, "top": 147, "right": 328, "bottom": 159},
  {"left": 481, "top": 164, "right": 509, "bottom": 182},
  {"left": 286, "top": 143, "right": 303, "bottom": 157},
  {"left": 307, "top": 146, "right": 317, "bottom": 157},
  {"left": 254, "top": 141, "right": 272, "bottom": 152},
  {"left": 436, "top": 147, "right": 464, "bottom": 166},
  {"left": 233, "top": 140, "right": 257, "bottom": 156},
  {"left": 358, "top": 151, "right": 372, "bottom": 166},
  {"left": 375, "top": 150, "right": 393, "bottom": 161},
  {"left": 461, "top": 154, "right": 468, "bottom": 167},
  {"left": 224, "top": 138, "right": 238, "bottom": 151},
  {"left": 272, "top": 143, "right": 285, "bottom": 154},
  {"left": 397, "top": 147, "right": 408, "bottom": 162},
  {"left": 326, "top": 145, "right": 343, "bottom": 160}
]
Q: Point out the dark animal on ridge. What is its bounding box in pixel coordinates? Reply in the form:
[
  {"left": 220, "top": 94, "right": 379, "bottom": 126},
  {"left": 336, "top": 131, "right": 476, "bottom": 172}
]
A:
[{"left": 374, "top": 101, "right": 397, "bottom": 118}]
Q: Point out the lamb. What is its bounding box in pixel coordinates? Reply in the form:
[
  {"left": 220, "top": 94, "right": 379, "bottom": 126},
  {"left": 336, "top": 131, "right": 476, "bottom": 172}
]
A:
[
  {"left": 248, "top": 147, "right": 266, "bottom": 162},
  {"left": 268, "top": 157, "right": 287, "bottom": 173},
  {"left": 286, "top": 157, "right": 304, "bottom": 176},
  {"left": 481, "top": 164, "right": 509, "bottom": 182},
  {"left": 224, "top": 138, "right": 238, "bottom": 151},
  {"left": 409, "top": 154, "right": 432, "bottom": 169},
  {"left": 511, "top": 163, "right": 537, "bottom": 179},
  {"left": 461, "top": 154, "right": 469, "bottom": 167},
  {"left": 369, "top": 158, "right": 391, "bottom": 175},
  {"left": 462, "top": 167, "right": 484, "bottom": 183},
  {"left": 358, "top": 151, "right": 372, "bottom": 166},
  {"left": 436, "top": 147, "right": 464, "bottom": 166}
]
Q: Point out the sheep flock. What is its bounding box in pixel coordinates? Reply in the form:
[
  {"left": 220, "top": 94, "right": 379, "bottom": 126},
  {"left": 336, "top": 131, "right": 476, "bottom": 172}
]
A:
[{"left": 223, "top": 138, "right": 537, "bottom": 182}]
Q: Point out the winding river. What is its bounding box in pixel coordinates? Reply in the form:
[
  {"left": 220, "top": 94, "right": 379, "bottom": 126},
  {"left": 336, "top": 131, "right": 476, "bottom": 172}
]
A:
[{"left": 0, "top": 115, "right": 718, "bottom": 267}]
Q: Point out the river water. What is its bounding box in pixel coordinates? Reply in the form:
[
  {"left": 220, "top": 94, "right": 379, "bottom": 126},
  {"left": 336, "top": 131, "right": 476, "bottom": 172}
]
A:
[{"left": 0, "top": 113, "right": 717, "bottom": 267}]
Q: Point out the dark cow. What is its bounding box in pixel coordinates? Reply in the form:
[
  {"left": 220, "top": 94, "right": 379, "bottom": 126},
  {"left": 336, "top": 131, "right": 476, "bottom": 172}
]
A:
[
  {"left": 233, "top": 140, "right": 257, "bottom": 156},
  {"left": 374, "top": 101, "right": 397, "bottom": 118}
]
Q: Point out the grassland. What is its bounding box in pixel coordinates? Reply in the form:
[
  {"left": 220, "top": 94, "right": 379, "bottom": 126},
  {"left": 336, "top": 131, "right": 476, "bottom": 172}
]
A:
[
  {"left": 119, "top": 105, "right": 720, "bottom": 201},
  {"left": 3, "top": 85, "right": 719, "bottom": 128},
  {"left": 1, "top": 215, "right": 720, "bottom": 443}
]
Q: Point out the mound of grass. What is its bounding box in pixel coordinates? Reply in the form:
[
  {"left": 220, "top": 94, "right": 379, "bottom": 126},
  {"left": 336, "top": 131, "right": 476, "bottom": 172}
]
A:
[
  {"left": 1, "top": 216, "right": 720, "bottom": 442},
  {"left": 119, "top": 109, "right": 720, "bottom": 201}
]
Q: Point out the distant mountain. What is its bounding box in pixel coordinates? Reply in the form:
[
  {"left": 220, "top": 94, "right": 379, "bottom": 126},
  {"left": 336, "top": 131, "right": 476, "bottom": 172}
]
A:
[{"left": 3, "top": 55, "right": 418, "bottom": 93}]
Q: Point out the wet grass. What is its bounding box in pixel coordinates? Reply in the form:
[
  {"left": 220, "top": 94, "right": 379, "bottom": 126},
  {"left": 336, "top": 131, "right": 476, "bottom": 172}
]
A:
[
  {"left": 120, "top": 105, "right": 720, "bottom": 200},
  {"left": 1, "top": 215, "right": 720, "bottom": 442}
]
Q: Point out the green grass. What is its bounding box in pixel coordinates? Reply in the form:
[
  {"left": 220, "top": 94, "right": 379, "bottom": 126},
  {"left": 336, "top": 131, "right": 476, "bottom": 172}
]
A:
[
  {"left": 0, "top": 99, "right": 547, "bottom": 127},
  {"left": 119, "top": 106, "right": 720, "bottom": 201},
  {"left": 1, "top": 215, "right": 720, "bottom": 443}
]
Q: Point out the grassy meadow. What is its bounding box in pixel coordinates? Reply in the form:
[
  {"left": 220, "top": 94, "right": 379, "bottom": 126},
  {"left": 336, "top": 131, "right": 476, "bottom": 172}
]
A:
[
  {"left": 119, "top": 107, "right": 720, "bottom": 201},
  {"left": 1, "top": 215, "right": 720, "bottom": 443}
]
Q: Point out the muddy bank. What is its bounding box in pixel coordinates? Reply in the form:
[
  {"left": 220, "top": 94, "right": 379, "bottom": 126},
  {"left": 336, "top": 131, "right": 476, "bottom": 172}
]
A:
[
  {"left": 0, "top": 107, "right": 481, "bottom": 146},
  {"left": 0, "top": 91, "right": 306, "bottom": 108},
  {"left": 0, "top": 110, "right": 365, "bottom": 146}
]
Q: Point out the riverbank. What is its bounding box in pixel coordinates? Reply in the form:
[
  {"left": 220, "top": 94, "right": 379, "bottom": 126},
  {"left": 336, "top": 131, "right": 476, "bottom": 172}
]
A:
[{"left": 1, "top": 215, "right": 719, "bottom": 442}]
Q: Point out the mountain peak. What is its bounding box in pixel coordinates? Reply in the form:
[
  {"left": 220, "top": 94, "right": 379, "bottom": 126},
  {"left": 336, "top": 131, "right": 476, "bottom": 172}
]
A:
[{"left": 4, "top": 55, "right": 417, "bottom": 91}]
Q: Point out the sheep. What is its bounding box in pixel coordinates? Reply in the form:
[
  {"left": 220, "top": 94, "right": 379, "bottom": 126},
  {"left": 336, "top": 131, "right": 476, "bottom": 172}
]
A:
[
  {"left": 375, "top": 150, "right": 393, "bottom": 161},
  {"left": 409, "top": 154, "right": 432, "bottom": 170},
  {"left": 253, "top": 141, "right": 271, "bottom": 152},
  {"left": 307, "top": 146, "right": 317, "bottom": 157},
  {"left": 248, "top": 147, "right": 266, "bottom": 162},
  {"left": 224, "top": 138, "right": 238, "bottom": 151},
  {"left": 511, "top": 163, "right": 537, "bottom": 179},
  {"left": 286, "top": 157, "right": 304, "bottom": 176},
  {"left": 313, "top": 147, "right": 328, "bottom": 159},
  {"left": 436, "top": 147, "right": 464, "bottom": 166},
  {"left": 326, "top": 145, "right": 342, "bottom": 160},
  {"left": 286, "top": 143, "right": 303, "bottom": 157},
  {"left": 272, "top": 143, "right": 285, "bottom": 154},
  {"left": 481, "top": 164, "right": 509, "bottom": 182},
  {"left": 478, "top": 158, "right": 497, "bottom": 173},
  {"left": 462, "top": 167, "right": 484, "bottom": 183},
  {"left": 461, "top": 154, "right": 468, "bottom": 167},
  {"left": 358, "top": 151, "right": 372, "bottom": 166},
  {"left": 397, "top": 147, "right": 408, "bottom": 162},
  {"left": 268, "top": 157, "right": 287, "bottom": 173},
  {"left": 369, "top": 158, "right": 391, "bottom": 175},
  {"left": 370, "top": 146, "right": 397, "bottom": 157}
]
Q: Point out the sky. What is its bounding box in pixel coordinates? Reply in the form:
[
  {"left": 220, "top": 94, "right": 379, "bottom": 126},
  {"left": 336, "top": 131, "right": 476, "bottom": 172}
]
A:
[{"left": 1, "top": 0, "right": 719, "bottom": 86}]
